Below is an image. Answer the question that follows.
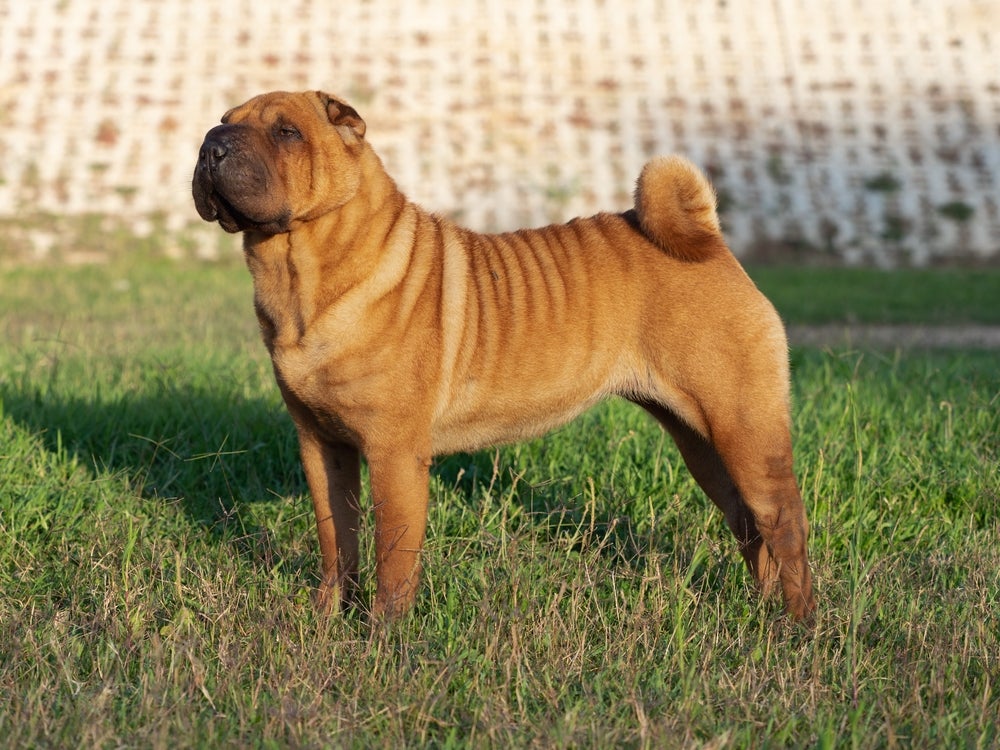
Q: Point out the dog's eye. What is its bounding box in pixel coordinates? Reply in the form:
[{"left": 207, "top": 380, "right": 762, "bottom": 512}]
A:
[{"left": 277, "top": 125, "right": 302, "bottom": 141}]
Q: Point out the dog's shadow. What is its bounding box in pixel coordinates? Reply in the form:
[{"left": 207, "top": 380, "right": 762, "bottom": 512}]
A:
[
  {"left": 436, "top": 436, "right": 660, "bottom": 571},
  {"left": 433, "top": 443, "right": 741, "bottom": 606},
  {"left": 3, "top": 378, "right": 713, "bottom": 597},
  {"left": 0, "top": 379, "right": 304, "bottom": 566}
]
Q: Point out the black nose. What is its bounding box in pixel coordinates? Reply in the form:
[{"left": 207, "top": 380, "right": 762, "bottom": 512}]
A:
[
  {"left": 198, "top": 125, "right": 235, "bottom": 169},
  {"left": 205, "top": 141, "right": 227, "bottom": 161}
]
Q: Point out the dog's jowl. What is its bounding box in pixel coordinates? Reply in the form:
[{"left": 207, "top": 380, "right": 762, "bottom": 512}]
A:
[{"left": 193, "top": 90, "right": 816, "bottom": 622}]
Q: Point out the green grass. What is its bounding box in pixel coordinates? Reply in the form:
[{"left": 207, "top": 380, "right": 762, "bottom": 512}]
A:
[
  {"left": 748, "top": 266, "right": 1000, "bottom": 324},
  {"left": 1, "top": 254, "right": 998, "bottom": 747}
]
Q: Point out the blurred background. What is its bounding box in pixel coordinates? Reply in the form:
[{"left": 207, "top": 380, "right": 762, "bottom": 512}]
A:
[{"left": 0, "top": 0, "right": 997, "bottom": 267}]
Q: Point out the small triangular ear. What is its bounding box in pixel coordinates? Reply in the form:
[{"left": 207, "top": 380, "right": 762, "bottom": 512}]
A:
[{"left": 318, "top": 92, "right": 366, "bottom": 141}]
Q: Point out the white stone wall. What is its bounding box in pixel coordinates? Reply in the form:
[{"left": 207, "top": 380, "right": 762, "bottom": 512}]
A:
[{"left": 0, "top": 0, "right": 997, "bottom": 265}]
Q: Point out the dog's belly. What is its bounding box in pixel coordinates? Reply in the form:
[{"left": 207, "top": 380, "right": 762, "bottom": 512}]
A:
[
  {"left": 429, "top": 377, "right": 610, "bottom": 455},
  {"left": 427, "top": 332, "right": 641, "bottom": 455}
]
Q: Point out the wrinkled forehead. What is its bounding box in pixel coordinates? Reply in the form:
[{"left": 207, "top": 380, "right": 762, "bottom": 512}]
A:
[{"left": 222, "top": 91, "right": 321, "bottom": 125}]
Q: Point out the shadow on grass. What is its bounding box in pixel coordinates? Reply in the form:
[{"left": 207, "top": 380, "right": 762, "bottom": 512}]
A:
[
  {"left": 0, "top": 380, "right": 308, "bottom": 568},
  {"left": 434, "top": 446, "right": 703, "bottom": 582},
  {"left": 2, "top": 379, "right": 735, "bottom": 602}
]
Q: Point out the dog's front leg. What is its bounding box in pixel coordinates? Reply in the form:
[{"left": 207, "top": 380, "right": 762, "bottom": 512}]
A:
[
  {"left": 367, "top": 447, "right": 432, "bottom": 619},
  {"left": 296, "top": 430, "right": 362, "bottom": 613}
]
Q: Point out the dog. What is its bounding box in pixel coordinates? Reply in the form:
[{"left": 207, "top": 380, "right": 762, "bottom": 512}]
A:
[{"left": 192, "top": 90, "right": 815, "bottom": 622}]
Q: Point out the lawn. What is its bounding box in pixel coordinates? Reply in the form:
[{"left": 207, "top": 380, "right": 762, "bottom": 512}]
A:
[{"left": 1, "top": 253, "right": 998, "bottom": 748}]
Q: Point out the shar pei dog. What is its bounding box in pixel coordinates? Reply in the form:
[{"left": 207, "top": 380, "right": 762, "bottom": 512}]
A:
[{"left": 193, "top": 90, "right": 815, "bottom": 622}]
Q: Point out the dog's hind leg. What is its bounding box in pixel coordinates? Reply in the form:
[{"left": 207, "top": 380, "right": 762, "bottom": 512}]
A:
[
  {"left": 633, "top": 400, "right": 779, "bottom": 588},
  {"left": 633, "top": 398, "right": 815, "bottom": 621},
  {"left": 709, "top": 413, "right": 815, "bottom": 622}
]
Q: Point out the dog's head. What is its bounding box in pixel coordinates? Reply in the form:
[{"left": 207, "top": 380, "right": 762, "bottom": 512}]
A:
[{"left": 192, "top": 91, "right": 367, "bottom": 234}]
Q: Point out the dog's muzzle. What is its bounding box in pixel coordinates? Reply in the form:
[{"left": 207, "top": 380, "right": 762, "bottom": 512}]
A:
[{"left": 192, "top": 125, "right": 290, "bottom": 234}]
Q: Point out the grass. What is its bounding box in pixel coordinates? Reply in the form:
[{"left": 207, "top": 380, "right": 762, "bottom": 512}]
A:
[
  {"left": 1, "top": 252, "right": 998, "bottom": 747},
  {"left": 748, "top": 266, "right": 1000, "bottom": 325}
]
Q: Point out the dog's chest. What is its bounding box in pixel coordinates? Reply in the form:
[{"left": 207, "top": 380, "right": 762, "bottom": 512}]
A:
[{"left": 268, "top": 344, "right": 364, "bottom": 440}]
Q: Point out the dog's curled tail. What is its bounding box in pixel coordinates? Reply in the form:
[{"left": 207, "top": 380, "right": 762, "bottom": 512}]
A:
[{"left": 633, "top": 155, "right": 724, "bottom": 261}]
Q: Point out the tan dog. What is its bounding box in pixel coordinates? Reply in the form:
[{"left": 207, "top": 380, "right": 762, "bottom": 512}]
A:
[{"left": 193, "top": 90, "right": 815, "bottom": 621}]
